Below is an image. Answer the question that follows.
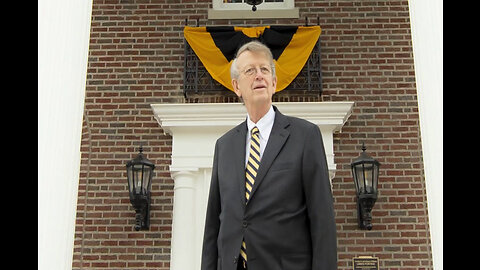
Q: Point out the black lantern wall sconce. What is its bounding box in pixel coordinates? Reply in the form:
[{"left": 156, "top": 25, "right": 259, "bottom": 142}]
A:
[
  {"left": 126, "top": 146, "right": 155, "bottom": 231},
  {"left": 351, "top": 143, "right": 380, "bottom": 230}
]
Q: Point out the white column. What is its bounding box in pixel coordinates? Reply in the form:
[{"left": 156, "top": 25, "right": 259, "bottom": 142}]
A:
[
  {"left": 408, "top": 1, "right": 443, "bottom": 269},
  {"left": 38, "top": 0, "right": 92, "bottom": 269},
  {"left": 318, "top": 126, "right": 336, "bottom": 180},
  {"left": 170, "top": 171, "right": 197, "bottom": 270}
]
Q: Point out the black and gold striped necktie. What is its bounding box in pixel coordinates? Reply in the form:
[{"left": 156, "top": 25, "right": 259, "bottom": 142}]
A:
[
  {"left": 241, "top": 126, "right": 260, "bottom": 267},
  {"left": 245, "top": 126, "right": 260, "bottom": 202}
]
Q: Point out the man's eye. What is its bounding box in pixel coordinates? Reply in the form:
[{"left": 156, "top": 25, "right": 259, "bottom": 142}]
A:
[
  {"left": 260, "top": 67, "right": 271, "bottom": 74},
  {"left": 245, "top": 68, "right": 255, "bottom": 75}
]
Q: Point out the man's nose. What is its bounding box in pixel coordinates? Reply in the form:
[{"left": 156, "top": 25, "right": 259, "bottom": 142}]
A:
[{"left": 253, "top": 68, "right": 265, "bottom": 79}]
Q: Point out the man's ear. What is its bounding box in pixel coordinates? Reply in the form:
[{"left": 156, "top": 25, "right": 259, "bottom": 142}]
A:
[
  {"left": 232, "top": 79, "right": 242, "bottom": 98},
  {"left": 272, "top": 76, "right": 277, "bottom": 90}
]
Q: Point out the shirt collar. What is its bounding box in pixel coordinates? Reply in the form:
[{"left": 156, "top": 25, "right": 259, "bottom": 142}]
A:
[{"left": 247, "top": 106, "right": 275, "bottom": 139}]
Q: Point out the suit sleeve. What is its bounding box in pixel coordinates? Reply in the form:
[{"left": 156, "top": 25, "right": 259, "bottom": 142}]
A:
[
  {"left": 201, "top": 140, "right": 221, "bottom": 270},
  {"left": 302, "top": 124, "right": 338, "bottom": 270}
]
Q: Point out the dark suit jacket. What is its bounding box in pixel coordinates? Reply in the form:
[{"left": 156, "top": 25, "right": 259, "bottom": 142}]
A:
[{"left": 201, "top": 106, "right": 337, "bottom": 270}]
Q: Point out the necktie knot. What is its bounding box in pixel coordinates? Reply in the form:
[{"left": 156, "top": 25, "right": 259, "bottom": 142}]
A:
[{"left": 251, "top": 126, "right": 259, "bottom": 136}]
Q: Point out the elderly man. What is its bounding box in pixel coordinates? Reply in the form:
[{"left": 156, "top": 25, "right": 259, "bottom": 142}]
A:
[{"left": 201, "top": 40, "right": 337, "bottom": 270}]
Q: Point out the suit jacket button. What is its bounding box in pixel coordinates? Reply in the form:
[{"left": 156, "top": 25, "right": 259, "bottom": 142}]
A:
[
  {"left": 233, "top": 256, "right": 238, "bottom": 264},
  {"left": 242, "top": 220, "right": 248, "bottom": 228}
]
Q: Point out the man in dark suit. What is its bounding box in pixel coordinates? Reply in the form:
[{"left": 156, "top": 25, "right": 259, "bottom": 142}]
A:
[{"left": 201, "top": 41, "right": 337, "bottom": 270}]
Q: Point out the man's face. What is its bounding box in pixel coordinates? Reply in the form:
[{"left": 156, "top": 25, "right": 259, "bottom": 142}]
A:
[{"left": 232, "top": 50, "right": 277, "bottom": 108}]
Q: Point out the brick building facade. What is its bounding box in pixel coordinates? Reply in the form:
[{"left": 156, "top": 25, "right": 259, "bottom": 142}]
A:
[{"left": 72, "top": 0, "right": 433, "bottom": 269}]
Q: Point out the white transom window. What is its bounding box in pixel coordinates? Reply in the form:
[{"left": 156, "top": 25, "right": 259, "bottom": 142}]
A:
[
  {"left": 215, "top": 0, "right": 293, "bottom": 10},
  {"left": 208, "top": 0, "right": 299, "bottom": 19}
]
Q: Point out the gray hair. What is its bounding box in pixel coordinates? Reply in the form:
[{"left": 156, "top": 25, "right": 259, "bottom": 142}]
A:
[{"left": 230, "top": 40, "right": 276, "bottom": 80}]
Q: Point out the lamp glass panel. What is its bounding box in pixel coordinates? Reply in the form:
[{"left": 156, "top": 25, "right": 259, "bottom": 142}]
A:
[
  {"left": 354, "top": 164, "right": 365, "bottom": 194},
  {"left": 133, "top": 164, "right": 144, "bottom": 194},
  {"left": 127, "top": 166, "right": 134, "bottom": 194},
  {"left": 142, "top": 168, "right": 151, "bottom": 192},
  {"left": 354, "top": 163, "right": 374, "bottom": 194},
  {"left": 363, "top": 163, "right": 374, "bottom": 193},
  {"left": 373, "top": 164, "right": 379, "bottom": 193}
]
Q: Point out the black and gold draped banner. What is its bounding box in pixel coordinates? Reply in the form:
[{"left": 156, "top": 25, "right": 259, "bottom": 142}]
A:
[{"left": 183, "top": 25, "right": 321, "bottom": 92}]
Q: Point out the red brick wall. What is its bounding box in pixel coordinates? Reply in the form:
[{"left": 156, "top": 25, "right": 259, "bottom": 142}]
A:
[{"left": 73, "top": 0, "right": 432, "bottom": 269}]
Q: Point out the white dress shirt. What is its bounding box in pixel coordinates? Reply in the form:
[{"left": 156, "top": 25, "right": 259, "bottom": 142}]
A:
[{"left": 245, "top": 106, "right": 275, "bottom": 167}]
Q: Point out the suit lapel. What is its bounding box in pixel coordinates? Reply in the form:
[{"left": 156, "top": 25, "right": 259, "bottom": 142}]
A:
[
  {"left": 233, "top": 121, "right": 248, "bottom": 206},
  {"left": 248, "top": 108, "right": 290, "bottom": 204}
]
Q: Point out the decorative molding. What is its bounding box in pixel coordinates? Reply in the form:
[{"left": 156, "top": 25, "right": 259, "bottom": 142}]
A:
[{"left": 152, "top": 102, "right": 354, "bottom": 176}]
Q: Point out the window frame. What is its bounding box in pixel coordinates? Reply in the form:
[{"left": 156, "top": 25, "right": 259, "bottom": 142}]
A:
[
  {"left": 208, "top": 0, "right": 299, "bottom": 19},
  {"left": 213, "top": 0, "right": 293, "bottom": 11}
]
